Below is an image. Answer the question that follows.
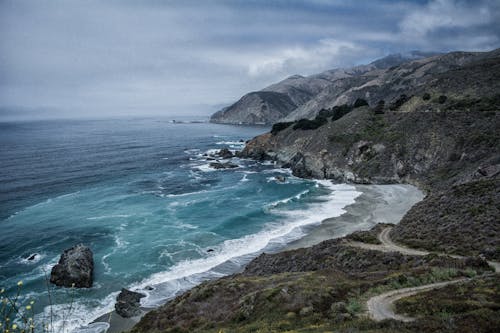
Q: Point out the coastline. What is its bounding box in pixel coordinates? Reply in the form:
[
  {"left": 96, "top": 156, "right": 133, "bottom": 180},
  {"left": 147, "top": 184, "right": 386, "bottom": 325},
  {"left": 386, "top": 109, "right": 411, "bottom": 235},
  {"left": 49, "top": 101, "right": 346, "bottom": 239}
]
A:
[
  {"left": 285, "top": 184, "right": 424, "bottom": 250},
  {"left": 97, "top": 183, "right": 423, "bottom": 333}
]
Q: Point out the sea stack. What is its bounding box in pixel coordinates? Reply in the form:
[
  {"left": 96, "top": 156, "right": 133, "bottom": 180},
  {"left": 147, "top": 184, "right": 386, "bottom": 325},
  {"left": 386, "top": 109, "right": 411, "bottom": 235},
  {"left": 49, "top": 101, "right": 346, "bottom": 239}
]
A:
[{"left": 50, "top": 244, "right": 94, "bottom": 288}]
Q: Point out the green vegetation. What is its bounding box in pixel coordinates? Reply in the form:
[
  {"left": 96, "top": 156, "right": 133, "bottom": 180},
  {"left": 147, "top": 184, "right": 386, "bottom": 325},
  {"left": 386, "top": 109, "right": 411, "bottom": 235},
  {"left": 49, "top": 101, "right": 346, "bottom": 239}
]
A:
[
  {"left": 1, "top": 279, "right": 77, "bottom": 333},
  {"left": 317, "top": 104, "right": 353, "bottom": 121},
  {"left": 438, "top": 95, "right": 447, "bottom": 104},
  {"left": 353, "top": 98, "right": 369, "bottom": 108},
  {"left": 270, "top": 121, "right": 294, "bottom": 135},
  {"left": 373, "top": 100, "right": 385, "bottom": 114},
  {"left": 293, "top": 117, "right": 328, "bottom": 130},
  {"left": 445, "top": 94, "right": 500, "bottom": 112},
  {"left": 389, "top": 94, "right": 411, "bottom": 110},
  {"left": 422, "top": 93, "right": 431, "bottom": 101},
  {"left": 395, "top": 275, "right": 500, "bottom": 330}
]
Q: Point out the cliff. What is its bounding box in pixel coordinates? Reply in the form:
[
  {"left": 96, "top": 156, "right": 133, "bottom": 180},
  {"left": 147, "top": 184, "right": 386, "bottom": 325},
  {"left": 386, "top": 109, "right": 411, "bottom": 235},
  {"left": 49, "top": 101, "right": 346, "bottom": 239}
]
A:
[{"left": 132, "top": 49, "right": 500, "bottom": 332}]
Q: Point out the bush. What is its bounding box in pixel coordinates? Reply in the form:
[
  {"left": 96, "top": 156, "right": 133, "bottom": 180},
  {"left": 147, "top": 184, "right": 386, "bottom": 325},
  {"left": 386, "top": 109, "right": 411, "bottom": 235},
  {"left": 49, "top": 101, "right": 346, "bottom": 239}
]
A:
[
  {"left": 373, "top": 100, "right": 385, "bottom": 114},
  {"left": 318, "top": 104, "right": 353, "bottom": 122},
  {"left": 389, "top": 94, "right": 410, "bottom": 110},
  {"left": 293, "top": 117, "right": 328, "bottom": 130},
  {"left": 438, "top": 95, "right": 447, "bottom": 104},
  {"left": 271, "top": 121, "right": 294, "bottom": 135},
  {"left": 422, "top": 93, "right": 431, "bottom": 101},
  {"left": 353, "top": 98, "right": 369, "bottom": 108}
]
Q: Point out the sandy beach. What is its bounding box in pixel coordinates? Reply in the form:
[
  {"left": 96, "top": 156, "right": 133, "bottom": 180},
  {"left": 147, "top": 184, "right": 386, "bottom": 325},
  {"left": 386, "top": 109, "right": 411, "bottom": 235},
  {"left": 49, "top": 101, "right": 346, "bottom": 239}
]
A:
[{"left": 96, "top": 183, "right": 423, "bottom": 333}]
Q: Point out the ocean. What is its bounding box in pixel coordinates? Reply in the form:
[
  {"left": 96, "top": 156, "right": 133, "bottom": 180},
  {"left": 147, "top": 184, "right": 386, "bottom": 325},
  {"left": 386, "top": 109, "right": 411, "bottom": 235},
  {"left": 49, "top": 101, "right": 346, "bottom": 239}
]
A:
[{"left": 0, "top": 118, "right": 361, "bottom": 332}]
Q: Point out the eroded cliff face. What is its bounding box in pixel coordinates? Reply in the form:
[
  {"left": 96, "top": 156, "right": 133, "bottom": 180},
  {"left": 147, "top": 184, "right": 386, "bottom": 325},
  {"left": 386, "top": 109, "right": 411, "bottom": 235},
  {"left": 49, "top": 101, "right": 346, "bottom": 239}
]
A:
[
  {"left": 241, "top": 105, "right": 499, "bottom": 191},
  {"left": 240, "top": 51, "right": 500, "bottom": 191}
]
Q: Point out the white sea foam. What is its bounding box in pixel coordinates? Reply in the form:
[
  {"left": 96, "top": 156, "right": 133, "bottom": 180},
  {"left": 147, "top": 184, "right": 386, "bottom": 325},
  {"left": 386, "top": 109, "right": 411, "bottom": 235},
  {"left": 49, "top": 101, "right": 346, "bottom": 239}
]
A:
[
  {"left": 71, "top": 181, "right": 361, "bottom": 330},
  {"left": 86, "top": 214, "right": 131, "bottom": 220},
  {"left": 18, "top": 252, "right": 45, "bottom": 265},
  {"left": 38, "top": 291, "right": 119, "bottom": 333},
  {"left": 131, "top": 181, "right": 361, "bottom": 307},
  {"left": 265, "top": 189, "right": 311, "bottom": 210}
]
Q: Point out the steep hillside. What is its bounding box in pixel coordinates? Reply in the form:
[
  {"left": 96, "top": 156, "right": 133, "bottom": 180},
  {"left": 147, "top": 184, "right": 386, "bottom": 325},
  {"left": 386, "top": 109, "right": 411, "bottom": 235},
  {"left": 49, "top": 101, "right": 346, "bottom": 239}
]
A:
[
  {"left": 283, "top": 50, "right": 499, "bottom": 121},
  {"left": 132, "top": 49, "right": 500, "bottom": 333},
  {"left": 210, "top": 51, "right": 438, "bottom": 125},
  {"left": 209, "top": 91, "right": 297, "bottom": 125},
  {"left": 240, "top": 50, "right": 500, "bottom": 190}
]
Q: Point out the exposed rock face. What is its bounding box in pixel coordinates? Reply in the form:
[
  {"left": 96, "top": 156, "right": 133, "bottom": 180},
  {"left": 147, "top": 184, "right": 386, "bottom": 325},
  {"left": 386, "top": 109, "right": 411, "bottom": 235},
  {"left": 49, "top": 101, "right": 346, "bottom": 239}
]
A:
[
  {"left": 115, "top": 288, "right": 146, "bottom": 318},
  {"left": 210, "top": 91, "right": 297, "bottom": 125},
  {"left": 50, "top": 244, "right": 94, "bottom": 288}
]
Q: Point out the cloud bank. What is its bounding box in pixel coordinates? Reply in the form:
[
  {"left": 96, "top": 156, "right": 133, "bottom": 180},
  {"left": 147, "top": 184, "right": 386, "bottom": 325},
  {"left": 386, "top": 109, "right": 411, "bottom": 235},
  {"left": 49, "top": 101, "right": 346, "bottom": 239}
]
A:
[{"left": 0, "top": 0, "right": 499, "bottom": 119}]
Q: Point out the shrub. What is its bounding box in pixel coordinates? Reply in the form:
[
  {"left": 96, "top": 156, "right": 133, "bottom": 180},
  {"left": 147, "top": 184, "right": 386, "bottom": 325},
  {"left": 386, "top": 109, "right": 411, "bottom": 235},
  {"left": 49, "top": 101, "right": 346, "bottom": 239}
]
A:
[
  {"left": 438, "top": 95, "right": 447, "bottom": 104},
  {"left": 318, "top": 104, "right": 353, "bottom": 122},
  {"left": 293, "top": 117, "right": 328, "bottom": 130},
  {"left": 373, "top": 100, "right": 385, "bottom": 114},
  {"left": 353, "top": 98, "right": 369, "bottom": 108},
  {"left": 271, "top": 121, "right": 294, "bottom": 135},
  {"left": 389, "top": 94, "right": 410, "bottom": 110},
  {"left": 422, "top": 93, "right": 431, "bottom": 101}
]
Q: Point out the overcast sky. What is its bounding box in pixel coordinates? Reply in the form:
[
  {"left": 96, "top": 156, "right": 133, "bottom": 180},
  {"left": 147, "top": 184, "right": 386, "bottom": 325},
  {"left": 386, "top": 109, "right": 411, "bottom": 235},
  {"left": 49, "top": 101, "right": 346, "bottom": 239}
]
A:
[{"left": 1, "top": 0, "right": 499, "bottom": 120}]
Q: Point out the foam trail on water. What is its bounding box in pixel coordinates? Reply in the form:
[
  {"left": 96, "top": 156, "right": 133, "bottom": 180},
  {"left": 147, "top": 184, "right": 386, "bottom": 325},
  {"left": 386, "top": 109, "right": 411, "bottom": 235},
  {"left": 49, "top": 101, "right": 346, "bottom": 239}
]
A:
[{"left": 131, "top": 181, "right": 361, "bottom": 307}]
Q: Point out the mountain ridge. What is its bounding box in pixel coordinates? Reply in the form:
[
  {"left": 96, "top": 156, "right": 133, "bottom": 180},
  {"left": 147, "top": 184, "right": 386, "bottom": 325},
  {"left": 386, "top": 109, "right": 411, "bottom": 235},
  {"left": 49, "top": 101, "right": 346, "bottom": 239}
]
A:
[{"left": 210, "top": 51, "right": 440, "bottom": 125}]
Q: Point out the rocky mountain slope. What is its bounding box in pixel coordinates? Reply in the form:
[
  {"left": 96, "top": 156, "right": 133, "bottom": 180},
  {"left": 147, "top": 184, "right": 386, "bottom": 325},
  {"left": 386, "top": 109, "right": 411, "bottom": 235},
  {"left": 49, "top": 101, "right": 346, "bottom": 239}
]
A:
[
  {"left": 210, "top": 51, "right": 437, "bottom": 125},
  {"left": 132, "top": 49, "right": 500, "bottom": 332},
  {"left": 240, "top": 49, "right": 500, "bottom": 190}
]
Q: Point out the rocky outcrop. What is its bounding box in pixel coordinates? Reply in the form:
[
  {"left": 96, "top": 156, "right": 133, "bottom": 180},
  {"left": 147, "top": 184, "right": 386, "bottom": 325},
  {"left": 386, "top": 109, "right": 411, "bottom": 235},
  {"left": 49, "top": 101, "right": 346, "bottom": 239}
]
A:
[
  {"left": 115, "top": 288, "right": 146, "bottom": 318},
  {"left": 209, "top": 161, "right": 238, "bottom": 169},
  {"left": 50, "top": 244, "right": 94, "bottom": 288},
  {"left": 210, "top": 91, "right": 297, "bottom": 125},
  {"left": 216, "top": 148, "right": 233, "bottom": 159}
]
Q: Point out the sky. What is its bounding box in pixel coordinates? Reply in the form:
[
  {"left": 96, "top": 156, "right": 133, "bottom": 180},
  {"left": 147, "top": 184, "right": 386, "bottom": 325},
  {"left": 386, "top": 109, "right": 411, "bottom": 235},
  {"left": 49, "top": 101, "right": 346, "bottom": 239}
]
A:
[{"left": 0, "top": 0, "right": 499, "bottom": 120}]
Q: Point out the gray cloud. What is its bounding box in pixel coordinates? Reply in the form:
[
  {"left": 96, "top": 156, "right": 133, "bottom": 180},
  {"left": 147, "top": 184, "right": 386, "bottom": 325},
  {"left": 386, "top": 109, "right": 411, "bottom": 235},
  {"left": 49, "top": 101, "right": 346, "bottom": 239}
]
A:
[{"left": 0, "top": 0, "right": 499, "bottom": 120}]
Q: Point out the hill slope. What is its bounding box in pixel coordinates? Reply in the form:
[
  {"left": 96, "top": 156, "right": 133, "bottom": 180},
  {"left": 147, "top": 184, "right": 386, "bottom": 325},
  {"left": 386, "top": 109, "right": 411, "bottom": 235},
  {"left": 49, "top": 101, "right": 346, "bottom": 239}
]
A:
[{"left": 210, "top": 51, "right": 438, "bottom": 125}]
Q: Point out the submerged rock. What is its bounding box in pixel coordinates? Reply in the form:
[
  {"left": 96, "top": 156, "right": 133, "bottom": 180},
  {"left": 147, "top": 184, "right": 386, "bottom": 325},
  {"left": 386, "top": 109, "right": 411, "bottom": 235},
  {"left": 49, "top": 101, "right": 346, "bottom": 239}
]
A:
[
  {"left": 217, "top": 148, "right": 234, "bottom": 159},
  {"left": 115, "top": 288, "right": 146, "bottom": 318},
  {"left": 275, "top": 175, "right": 286, "bottom": 182},
  {"left": 50, "top": 244, "right": 94, "bottom": 288},
  {"left": 209, "top": 162, "right": 238, "bottom": 169}
]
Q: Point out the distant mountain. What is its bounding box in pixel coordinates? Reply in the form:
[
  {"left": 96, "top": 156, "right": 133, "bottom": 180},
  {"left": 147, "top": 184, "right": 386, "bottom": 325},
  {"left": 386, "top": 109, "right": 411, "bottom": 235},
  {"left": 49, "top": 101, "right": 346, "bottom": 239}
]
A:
[{"left": 210, "top": 51, "right": 440, "bottom": 125}]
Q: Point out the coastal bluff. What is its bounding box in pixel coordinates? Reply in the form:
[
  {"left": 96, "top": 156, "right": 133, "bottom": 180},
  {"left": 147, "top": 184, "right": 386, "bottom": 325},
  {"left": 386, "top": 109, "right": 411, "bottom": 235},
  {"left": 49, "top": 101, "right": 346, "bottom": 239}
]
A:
[{"left": 131, "top": 49, "right": 500, "bottom": 332}]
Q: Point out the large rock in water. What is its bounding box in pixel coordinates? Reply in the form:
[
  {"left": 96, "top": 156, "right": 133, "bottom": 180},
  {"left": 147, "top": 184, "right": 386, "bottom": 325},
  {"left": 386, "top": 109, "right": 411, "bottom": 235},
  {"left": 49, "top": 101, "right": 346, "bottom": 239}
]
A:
[
  {"left": 115, "top": 288, "right": 146, "bottom": 318},
  {"left": 50, "top": 244, "right": 94, "bottom": 288}
]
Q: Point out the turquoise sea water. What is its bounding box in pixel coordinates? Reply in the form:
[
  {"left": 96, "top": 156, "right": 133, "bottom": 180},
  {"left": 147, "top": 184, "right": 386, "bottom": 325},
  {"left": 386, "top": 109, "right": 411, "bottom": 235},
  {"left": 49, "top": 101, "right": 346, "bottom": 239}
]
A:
[{"left": 0, "top": 118, "right": 360, "bottom": 332}]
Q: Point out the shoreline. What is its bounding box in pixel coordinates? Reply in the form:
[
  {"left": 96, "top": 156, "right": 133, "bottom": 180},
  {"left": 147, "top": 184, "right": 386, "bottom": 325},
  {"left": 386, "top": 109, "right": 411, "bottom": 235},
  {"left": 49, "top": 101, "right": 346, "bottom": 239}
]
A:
[{"left": 96, "top": 183, "right": 424, "bottom": 333}]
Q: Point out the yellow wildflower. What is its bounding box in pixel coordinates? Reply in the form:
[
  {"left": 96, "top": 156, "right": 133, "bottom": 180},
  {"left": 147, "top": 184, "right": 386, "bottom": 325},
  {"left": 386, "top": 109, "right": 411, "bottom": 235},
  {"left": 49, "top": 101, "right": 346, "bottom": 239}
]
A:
[
  {"left": 30, "top": 300, "right": 35, "bottom": 305},
  {"left": 17, "top": 280, "right": 23, "bottom": 286},
  {"left": 12, "top": 324, "right": 17, "bottom": 329},
  {"left": 26, "top": 305, "right": 32, "bottom": 310}
]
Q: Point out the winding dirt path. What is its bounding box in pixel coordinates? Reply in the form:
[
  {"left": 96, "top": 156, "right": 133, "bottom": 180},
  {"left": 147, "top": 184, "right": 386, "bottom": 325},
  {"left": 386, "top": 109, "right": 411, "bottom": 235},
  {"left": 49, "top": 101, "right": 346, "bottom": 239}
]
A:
[
  {"left": 367, "top": 278, "right": 469, "bottom": 322},
  {"left": 344, "top": 226, "right": 499, "bottom": 322}
]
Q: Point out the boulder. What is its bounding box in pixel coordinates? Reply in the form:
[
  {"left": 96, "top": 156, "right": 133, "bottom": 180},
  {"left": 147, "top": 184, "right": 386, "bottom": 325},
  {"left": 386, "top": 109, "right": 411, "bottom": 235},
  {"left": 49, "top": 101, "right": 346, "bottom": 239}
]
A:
[
  {"left": 217, "top": 148, "right": 234, "bottom": 159},
  {"left": 209, "top": 162, "right": 238, "bottom": 169},
  {"left": 50, "top": 244, "right": 94, "bottom": 288},
  {"left": 115, "top": 288, "right": 146, "bottom": 318},
  {"left": 275, "top": 176, "right": 286, "bottom": 182}
]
